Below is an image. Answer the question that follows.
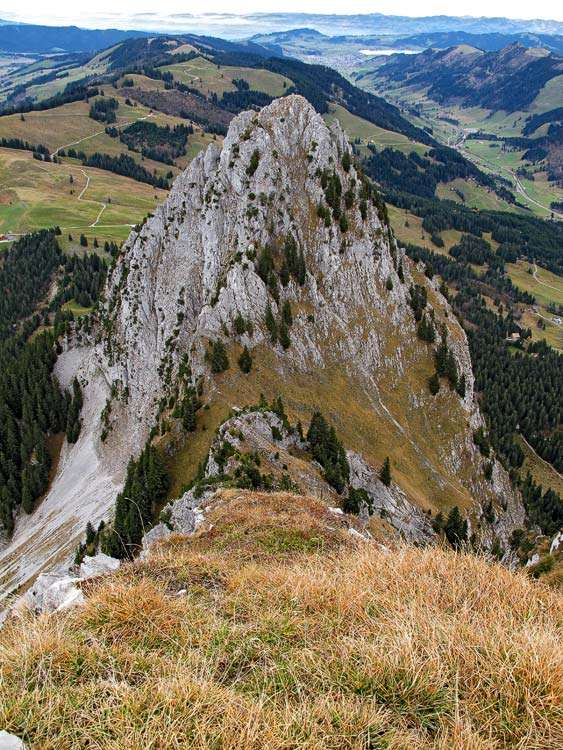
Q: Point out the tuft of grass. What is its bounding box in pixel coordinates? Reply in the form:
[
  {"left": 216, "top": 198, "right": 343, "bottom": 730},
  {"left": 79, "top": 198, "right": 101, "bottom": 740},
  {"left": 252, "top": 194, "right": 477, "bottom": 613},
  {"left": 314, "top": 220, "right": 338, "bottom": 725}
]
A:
[{"left": 1, "top": 490, "right": 561, "bottom": 749}]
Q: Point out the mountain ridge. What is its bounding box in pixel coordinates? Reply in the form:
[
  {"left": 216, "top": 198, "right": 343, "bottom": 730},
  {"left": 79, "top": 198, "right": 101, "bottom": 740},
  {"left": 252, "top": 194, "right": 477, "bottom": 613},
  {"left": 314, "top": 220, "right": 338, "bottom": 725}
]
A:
[
  {"left": 0, "top": 95, "right": 524, "bottom": 602},
  {"left": 358, "top": 42, "right": 563, "bottom": 112}
]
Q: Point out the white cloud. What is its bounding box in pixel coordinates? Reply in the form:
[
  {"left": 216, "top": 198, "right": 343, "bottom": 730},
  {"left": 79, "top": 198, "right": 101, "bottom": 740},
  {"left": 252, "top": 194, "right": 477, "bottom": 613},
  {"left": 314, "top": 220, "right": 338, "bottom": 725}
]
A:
[{"left": 1, "top": 1, "right": 562, "bottom": 28}]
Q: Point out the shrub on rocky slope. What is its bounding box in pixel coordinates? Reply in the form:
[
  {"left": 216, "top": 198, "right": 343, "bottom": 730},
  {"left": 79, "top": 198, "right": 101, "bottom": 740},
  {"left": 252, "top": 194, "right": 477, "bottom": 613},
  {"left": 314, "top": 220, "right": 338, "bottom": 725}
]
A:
[{"left": 1, "top": 490, "right": 561, "bottom": 749}]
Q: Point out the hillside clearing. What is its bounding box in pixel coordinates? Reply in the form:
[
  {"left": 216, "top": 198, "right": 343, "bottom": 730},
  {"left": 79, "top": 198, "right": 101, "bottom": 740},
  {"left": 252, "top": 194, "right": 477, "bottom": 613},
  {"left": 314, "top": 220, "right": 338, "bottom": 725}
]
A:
[
  {"left": 0, "top": 147, "right": 166, "bottom": 245},
  {"left": 325, "top": 103, "right": 428, "bottom": 156},
  {"left": 160, "top": 56, "right": 292, "bottom": 98}
]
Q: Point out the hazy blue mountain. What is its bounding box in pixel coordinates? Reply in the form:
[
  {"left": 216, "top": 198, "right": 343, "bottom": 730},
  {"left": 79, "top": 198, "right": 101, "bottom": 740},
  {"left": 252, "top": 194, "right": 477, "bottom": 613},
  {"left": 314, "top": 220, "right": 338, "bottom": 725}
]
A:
[
  {"left": 396, "top": 31, "right": 563, "bottom": 54},
  {"left": 0, "top": 23, "right": 153, "bottom": 53}
]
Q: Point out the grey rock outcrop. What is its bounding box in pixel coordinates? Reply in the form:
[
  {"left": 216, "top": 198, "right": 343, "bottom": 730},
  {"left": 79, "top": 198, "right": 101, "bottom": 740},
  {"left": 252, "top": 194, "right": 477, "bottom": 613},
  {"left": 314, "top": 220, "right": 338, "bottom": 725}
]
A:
[
  {"left": 142, "top": 488, "right": 207, "bottom": 554},
  {"left": 89, "top": 94, "right": 522, "bottom": 550},
  {"left": 550, "top": 530, "right": 562, "bottom": 555},
  {"left": 21, "top": 573, "right": 84, "bottom": 615},
  {"left": 10, "top": 553, "right": 120, "bottom": 619},
  {"left": 347, "top": 451, "right": 435, "bottom": 543},
  {"left": 0, "top": 95, "right": 528, "bottom": 604},
  {"left": 0, "top": 731, "right": 27, "bottom": 750},
  {"left": 79, "top": 552, "right": 121, "bottom": 580}
]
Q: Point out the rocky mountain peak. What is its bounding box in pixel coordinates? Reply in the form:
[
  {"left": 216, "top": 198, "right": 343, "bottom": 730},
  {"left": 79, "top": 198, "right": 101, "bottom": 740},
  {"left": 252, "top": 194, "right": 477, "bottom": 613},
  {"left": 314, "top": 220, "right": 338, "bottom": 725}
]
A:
[
  {"left": 0, "top": 95, "right": 525, "bottom": 602},
  {"left": 95, "top": 94, "right": 399, "bottom": 435}
]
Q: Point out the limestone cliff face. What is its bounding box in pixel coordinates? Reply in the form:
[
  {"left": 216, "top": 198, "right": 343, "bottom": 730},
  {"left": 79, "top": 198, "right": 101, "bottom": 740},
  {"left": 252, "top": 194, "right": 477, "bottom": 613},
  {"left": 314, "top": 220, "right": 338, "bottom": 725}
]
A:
[
  {"left": 0, "top": 96, "right": 525, "bottom": 604},
  {"left": 89, "top": 94, "right": 522, "bottom": 547},
  {"left": 96, "top": 94, "right": 402, "bottom": 436}
]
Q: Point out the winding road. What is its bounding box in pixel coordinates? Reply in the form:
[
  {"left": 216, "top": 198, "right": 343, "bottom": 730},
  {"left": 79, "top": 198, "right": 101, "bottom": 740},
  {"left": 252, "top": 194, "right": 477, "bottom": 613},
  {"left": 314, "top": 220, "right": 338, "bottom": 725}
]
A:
[
  {"left": 449, "top": 129, "right": 563, "bottom": 220},
  {"left": 2, "top": 111, "right": 157, "bottom": 237},
  {"left": 51, "top": 112, "right": 155, "bottom": 230},
  {"left": 75, "top": 169, "right": 107, "bottom": 228},
  {"left": 52, "top": 111, "right": 154, "bottom": 157}
]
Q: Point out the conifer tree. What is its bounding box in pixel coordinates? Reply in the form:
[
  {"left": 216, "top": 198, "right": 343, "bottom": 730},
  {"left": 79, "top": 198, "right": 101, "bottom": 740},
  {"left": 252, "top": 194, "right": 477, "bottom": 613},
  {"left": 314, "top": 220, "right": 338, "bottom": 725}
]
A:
[
  {"left": 456, "top": 374, "right": 466, "bottom": 398},
  {"left": 265, "top": 304, "right": 278, "bottom": 343},
  {"left": 380, "top": 457, "right": 391, "bottom": 486},
  {"left": 444, "top": 506, "right": 468, "bottom": 549},
  {"left": 207, "top": 340, "right": 229, "bottom": 373},
  {"left": 429, "top": 372, "right": 440, "bottom": 395},
  {"left": 279, "top": 321, "right": 291, "bottom": 350},
  {"left": 307, "top": 412, "right": 349, "bottom": 493},
  {"left": 238, "top": 345, "right": 252, "bottom": 373},
  {"left": 233, "top": 312, "right": 246, "bottom": 335},
  {"left": 180, "top": 388, "right": 199, "bottom": 431},
  {"left": 282, "top": 299, "right": 293, "bottom": 327}
]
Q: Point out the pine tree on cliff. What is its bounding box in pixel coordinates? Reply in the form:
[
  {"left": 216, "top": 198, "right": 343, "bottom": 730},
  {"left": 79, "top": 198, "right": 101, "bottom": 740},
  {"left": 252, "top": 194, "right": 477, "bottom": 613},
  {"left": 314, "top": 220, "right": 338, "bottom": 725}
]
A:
[
  {"left": 307, "top": 412, "right": 349, "bottom": 494},
  {"left": 279, "top": 321, "right": 291, "bottom": 350},
  {"left": 265, "top": 304, "right": 278, "bottom": 343},
  {"left": 238, "top": 345, "right": 252, "bottom": 373},
  {"left": 208, "top": 340, "right": 229, "bottom": 373},
  {"left": 380, "top": 457, "right": 392, "bottom": 487},
  {"left": 429, "top": 372, "right": 440, "bottom": 395},
  {"left": 444, "top": 506, "right": 468, "bottom": 549}
]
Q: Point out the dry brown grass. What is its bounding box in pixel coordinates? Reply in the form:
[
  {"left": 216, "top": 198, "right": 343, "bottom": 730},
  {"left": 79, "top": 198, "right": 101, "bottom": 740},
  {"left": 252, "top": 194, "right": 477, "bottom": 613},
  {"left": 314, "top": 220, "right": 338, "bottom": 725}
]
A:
[{"left": 1, "top": 491, "right": 562, "bottom": 749}]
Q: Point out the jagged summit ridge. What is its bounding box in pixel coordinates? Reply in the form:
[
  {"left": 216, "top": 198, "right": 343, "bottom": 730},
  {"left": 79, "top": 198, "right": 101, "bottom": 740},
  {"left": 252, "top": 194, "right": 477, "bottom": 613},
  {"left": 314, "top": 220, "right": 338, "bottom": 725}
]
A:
[
  {"left": 0, "top": 95, "right": 524, "bottom": 603},
  {"left": 96, "top": 94, "right": 405, "bottom": 434}
]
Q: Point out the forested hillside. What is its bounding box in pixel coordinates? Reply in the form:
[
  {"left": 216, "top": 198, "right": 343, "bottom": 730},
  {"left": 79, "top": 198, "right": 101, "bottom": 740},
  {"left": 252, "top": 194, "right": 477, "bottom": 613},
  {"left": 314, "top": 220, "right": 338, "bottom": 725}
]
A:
[
  {"left": 360, "top": 43, "right": 563, "bottom": 112},
  {"left": 0, "top": 230, "right": 107, "bottom": 534}
]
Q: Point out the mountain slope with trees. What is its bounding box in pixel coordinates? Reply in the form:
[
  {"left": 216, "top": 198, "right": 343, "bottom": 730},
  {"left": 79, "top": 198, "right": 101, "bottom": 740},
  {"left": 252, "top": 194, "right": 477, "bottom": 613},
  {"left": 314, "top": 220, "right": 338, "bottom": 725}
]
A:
[{"left": 0, "top": 95, "right": 526, "bottom": 603}]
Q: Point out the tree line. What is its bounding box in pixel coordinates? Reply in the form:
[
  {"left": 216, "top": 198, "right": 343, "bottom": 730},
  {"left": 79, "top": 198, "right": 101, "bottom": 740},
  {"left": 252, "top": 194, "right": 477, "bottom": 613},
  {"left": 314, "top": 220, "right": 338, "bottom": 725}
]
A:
[
  {"left": 388, "top": 190, "right": 563, "bottom": 275},
  {"left": 404, "top": 241, "right": 562, "bottom": 534},
  {"left": 81, "top": 152, "right": 170, "bottom": 189},
  {"left": 0, "top": 231, "right": 106, "bottom": 535},
  {"left": 117, "top": 120, "right": 192, "bottom": 164}
]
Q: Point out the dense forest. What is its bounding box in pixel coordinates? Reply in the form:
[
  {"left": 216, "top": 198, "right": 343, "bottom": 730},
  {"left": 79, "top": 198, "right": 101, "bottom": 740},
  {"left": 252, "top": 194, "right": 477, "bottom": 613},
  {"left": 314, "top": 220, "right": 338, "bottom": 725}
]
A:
[
  {"left": 82, "top": 152, "right": 170, "bottom": 188},
  {"left": 404, "top": 241, "right": 562, "bottom": 534},
  {"left": 0, "top": 80, "right": 99, "bottom": 117},
  {"left": 371, "top": 44, "right": 563, "bottom": 112},
  {"left": 365, "top": 145, "right": 499, "bottom": 200},
  {"left": 89, "top": 96, "right": 118, "bottom": 123},
  {"left": 102, "top": 443, "right": 169, "bottom": 558},
  {"left": 385, "top": 189, "right": 563, "bottom": 274},
  {"left": 0, "top": 138, "right": 50, "bottom": 158},
  {"left": 523, "top": 107, "right": 563, "bottom": 136},
  {"left": 0, "top": 229, "right": 62, "bottom": 340},
  {"left": 52, "top": 253, "right": 107, "bottom": 309},
  {"left": 0, "top": 232, "right": 64, "bottom": 532},
  {"left": 117, "top": 120, "right": 192, "bottom": 164},
  {"left": 0, "top": 231, "right": 106, "bottom": 535}
]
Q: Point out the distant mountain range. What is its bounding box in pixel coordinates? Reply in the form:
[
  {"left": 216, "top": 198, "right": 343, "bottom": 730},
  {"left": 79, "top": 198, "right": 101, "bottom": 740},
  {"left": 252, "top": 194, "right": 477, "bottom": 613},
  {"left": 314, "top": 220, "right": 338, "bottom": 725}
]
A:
[
  {"left": 396, "top": 31, "right": 563, "bottom": 55},
  {"left": 244, "top": 13, "right": 563, "bottom": 37},
  {"left": 251, "top": 27, "right": 563, "bottom": 58},
  {"left": 1, "top": 13, "right": 563, "bottom": 53},
  {"left": 0, "top": 23, "right": 152, "bottom": 53},
  {"left": 358, "top": 42, "right": 563, "bottom": 112}
]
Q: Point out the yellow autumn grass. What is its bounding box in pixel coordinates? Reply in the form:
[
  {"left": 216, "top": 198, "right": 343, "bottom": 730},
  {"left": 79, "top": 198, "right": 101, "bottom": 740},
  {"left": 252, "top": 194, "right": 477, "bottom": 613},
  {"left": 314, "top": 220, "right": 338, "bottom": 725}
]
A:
[{"left": 1, "top": 491, "right": 561, "bottom": 749}]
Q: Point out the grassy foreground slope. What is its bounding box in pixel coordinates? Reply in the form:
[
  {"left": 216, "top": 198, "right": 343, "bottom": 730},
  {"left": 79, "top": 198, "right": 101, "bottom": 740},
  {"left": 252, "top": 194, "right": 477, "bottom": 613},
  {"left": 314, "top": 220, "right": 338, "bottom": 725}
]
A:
[{"left": 1, "top": 490, "right": 561, "bottom": 749}]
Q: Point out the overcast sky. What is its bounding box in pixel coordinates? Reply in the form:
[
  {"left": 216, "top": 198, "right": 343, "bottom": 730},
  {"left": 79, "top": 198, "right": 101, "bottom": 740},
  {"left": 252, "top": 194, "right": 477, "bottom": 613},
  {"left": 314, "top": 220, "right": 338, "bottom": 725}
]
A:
[{"left": 2, "top": 1, "right": 562, "bottom": 27}]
